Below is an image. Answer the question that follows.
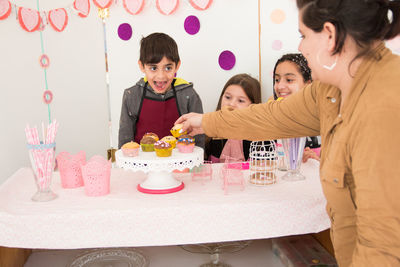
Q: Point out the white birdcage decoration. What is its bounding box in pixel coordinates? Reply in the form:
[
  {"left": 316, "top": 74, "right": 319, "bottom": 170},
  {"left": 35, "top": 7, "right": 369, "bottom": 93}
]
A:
[{"left": 249, "top": 140, "right": 277, "bottom": 186}]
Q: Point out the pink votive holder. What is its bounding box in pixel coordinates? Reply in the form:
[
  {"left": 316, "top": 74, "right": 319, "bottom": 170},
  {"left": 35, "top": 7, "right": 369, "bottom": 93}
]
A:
[
  {"left": 56, "top": 151, "right": 86, "bottom": 188},
  {"left": 81, "top": 155, "right": 111, "bottom": 197}
]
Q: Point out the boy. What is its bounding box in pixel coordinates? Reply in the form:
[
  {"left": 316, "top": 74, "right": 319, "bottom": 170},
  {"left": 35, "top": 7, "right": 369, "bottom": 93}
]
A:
[{"left": 118, "top": 32, "right": 204, "bottom": 148}]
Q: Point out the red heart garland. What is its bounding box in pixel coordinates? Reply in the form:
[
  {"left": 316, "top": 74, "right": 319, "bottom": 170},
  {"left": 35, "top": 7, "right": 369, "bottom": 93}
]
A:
[
  {"left": 93, "top": 0, "right": 113, "bottom": 9},
  {"left": 48, "top": 8, "right": 68, "bottom": 32},
  {"left": 0, "top": 0, "right": 11, "bottom": 20},
  {"left": 73, "top": 0, "right": 90, "bottom": 18},
  {"left": 189, "top": 0, "right": 212, "bottom": 10},
  {"left": 18, "top": 7, "right": 41, "bottom": 32},
  {"left": 123, "top": 0, "right": 145, "bottom": 15},
  {"left": 156, "top": 0, "right": 179, "bottom": 15}
]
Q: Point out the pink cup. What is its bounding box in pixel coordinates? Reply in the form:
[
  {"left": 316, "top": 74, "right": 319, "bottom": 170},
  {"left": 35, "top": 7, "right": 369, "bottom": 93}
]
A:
[
  {"left": 81, "top": 155, "right": 111, "bottom": 197},
  {"left": 56, "top": 151, "right": 86, "bottom": 188}
]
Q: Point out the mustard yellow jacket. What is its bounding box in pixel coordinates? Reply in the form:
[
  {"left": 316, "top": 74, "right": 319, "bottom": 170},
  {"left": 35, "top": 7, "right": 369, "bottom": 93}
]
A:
[{"left": 202, "top": 43, "right": 400, "bottom": 267}]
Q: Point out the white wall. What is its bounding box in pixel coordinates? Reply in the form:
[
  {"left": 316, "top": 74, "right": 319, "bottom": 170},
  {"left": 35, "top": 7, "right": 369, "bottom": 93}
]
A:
[
  {"left": 0, "top": 1, "right": 109, "bottom": 183},
  {"left": 1, "top": 0, "right": 399, "bottom": 184}
]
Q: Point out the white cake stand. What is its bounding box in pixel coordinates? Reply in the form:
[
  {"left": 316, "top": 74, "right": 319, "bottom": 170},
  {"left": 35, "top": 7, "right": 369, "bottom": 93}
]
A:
[{"left": 115, "top": 147, "right": 203, "bottom": 194}]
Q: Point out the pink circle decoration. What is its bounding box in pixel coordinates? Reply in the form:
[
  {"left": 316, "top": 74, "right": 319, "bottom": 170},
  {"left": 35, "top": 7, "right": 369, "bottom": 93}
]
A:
[
  {"left": 218, "top": 50, "right": 236, "bottom": 70},
  {"left": 118, "top": 23, "right": 132, "bottom": 41},
  {"left": 272, "top": 40, "right": 283, "bottom": 51},
  {"left": 123, "top": 0, "right": 145, "bottom": 15},
  {"left": 39, "top": 54, "right": 50, "bottom": 68},
  {"left": 43, "top": 90, "right": 53, "bottom": 104},
  {"left": 184, "top": 15, "right": 200, "bottom": 35},
  {"left": 270, "top": 9, "right": 286, "bottom": 24}
]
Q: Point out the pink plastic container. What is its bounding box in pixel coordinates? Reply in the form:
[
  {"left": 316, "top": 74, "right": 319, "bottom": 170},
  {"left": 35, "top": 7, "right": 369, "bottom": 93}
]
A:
[
  {"left": 56, "top": 151, "right": 86, "bottom": 188},
  {"left": 81, "top": 155, "right": 111, "bottom": 197}
]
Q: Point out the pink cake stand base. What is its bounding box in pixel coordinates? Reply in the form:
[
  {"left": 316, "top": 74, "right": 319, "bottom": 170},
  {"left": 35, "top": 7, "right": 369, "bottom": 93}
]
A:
[{"left": 137, "top": 182, "right": 185, "bottom": 194}]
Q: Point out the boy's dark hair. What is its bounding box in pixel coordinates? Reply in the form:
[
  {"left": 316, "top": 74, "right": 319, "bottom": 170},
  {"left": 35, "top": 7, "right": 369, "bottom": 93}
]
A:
[{"left": 139, "top": 32, "right": 180, "bottom": 65}]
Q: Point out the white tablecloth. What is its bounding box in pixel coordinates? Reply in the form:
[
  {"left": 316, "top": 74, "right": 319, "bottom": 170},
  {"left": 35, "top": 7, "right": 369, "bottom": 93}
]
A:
[{"left": 0, "top": 160, "right": 330, "bottom": 249}]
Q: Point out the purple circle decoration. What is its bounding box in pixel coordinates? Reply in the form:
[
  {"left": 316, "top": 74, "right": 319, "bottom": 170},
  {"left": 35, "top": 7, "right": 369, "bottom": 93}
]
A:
[
  {"left": 118, "top": 23, "right": 132, "bottom": 41},
  {"left": 184, "top": 15, "right": 200, "bottom": 35},
  {"left": 218, "top": 50, "right": 236, "bottom": 70},
  {"left": 272, "top": 40, "right": 283, "bottom": 50}
]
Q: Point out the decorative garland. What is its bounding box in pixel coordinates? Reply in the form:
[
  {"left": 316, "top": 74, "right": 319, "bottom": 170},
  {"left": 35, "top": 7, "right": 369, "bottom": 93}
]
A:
[{"left": 0, "top": 0, "right": 213, "bottom": 33}]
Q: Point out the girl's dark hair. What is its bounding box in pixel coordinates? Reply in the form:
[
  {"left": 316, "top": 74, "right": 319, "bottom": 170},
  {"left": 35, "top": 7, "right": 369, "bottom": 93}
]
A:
[
  {"left": 273, "top": 53, "right": 312, "bottom": 100},
  {"left": 297, "top": 0, "right": 400, "bottom": 58},
  {"left": 139, "top": 32, "right": 180, "bottom": 65},
  {"left": 215, "top": 74, "right": 261, "bottom": 111}
]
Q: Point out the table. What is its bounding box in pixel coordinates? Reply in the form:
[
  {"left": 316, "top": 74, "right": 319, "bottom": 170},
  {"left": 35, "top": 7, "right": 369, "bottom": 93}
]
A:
[{"left": 0, "top": 159, "right": 330, "bottom": 249}]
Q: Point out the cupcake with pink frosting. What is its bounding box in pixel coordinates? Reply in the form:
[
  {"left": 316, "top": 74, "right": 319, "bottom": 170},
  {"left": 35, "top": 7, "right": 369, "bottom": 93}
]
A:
[{"left": 177, "top": 134, "right": 195, "bottom": 153}]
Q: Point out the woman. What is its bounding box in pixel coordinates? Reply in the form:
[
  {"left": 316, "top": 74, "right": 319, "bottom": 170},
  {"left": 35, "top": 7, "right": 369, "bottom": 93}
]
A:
[
  {"left": 176, "top": 0, "right": 400, "bottom": 266},
  {"left": 206, "top": 73, "right": 261, "bottom": 162}
]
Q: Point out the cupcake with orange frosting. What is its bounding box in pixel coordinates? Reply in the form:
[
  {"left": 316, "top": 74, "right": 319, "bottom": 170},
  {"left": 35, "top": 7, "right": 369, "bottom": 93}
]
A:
[
  {"left": 170, "top": 124, "right": 187, "bottom": 138},
  {"left": 154, "top": 140, "right": 173, "bottom": 157},
  {"left": 161, "top": 135, "right": 177, "bottom": 149},
  {"left": 143, "top": 132, "right": 159, "bottom": 141},
  {"left": 140, "top": 136, "right": 157, "bottom": 152},
  {"left": 121, "top": 141, "right": 140, "bottom": 157},
  {"left": 177, "top": 134, "right": 195, "bottom": 153}
]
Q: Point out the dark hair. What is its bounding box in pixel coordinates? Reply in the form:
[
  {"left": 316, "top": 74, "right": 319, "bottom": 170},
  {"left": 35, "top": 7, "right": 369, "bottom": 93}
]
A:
[
  {"left": 273, "top": 53, "right": 312, "bottom": 100},
  {"left": 139, "top": 32, "right": 180, "bottom": 65},
  {"left": 215, "top": 74, "right": 261, "bottom": 111},
  {"left": 297, "top": 0, "right": 400, "bottom": 57}
]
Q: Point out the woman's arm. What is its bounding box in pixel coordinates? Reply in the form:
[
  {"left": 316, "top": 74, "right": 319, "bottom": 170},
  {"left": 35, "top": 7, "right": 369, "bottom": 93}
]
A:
[{"left": 202, "top": 83, "right": 321, "bottom": 141}]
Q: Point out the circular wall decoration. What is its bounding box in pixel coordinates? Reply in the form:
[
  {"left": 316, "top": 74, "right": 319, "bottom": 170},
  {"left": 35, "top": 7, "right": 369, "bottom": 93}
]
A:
[
  {"left": 43, "top": 90, "right": 53, "bottom": 104},
  {"left": 184, "top": 15, "right": 200, "bottom": 35},
  {"left": 118, "top": 23, "right": 133, "bottom": 41},
  {"left": 39, "top": 54, "right": 50, "bottom": 68},
  {"left": 218, "top": 50, "right": 236, "bottom": 70}
]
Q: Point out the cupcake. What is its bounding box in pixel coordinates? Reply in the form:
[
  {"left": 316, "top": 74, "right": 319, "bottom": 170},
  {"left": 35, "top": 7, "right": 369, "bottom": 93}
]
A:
[
  {"left": 143, "top": 132, "right": 159, "bottom": 141},
  {"left": 121, "top": 141, "right": 140, "bottom": 157},
  {"left": 177, "top": 134, "right": 195, "bottom": 153},
  {"left": 170, "top": 123, "right": 187, "bottom": 138},
  {"left": 154, "top": 140, "right": 173, "bottom": 157},
  {"left": 161, "top": 135, "right": 177, "bottom": 149},
  {"left": 140, "top": 136, "right": 157, "bottom": 152}
]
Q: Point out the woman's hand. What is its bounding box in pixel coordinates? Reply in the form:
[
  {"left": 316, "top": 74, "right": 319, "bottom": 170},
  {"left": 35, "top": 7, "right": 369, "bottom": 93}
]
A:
[
  {"left": 175, "top": 113, "right": 205, "bottom": 136},
  {"left": 302, "top": 147, "right": 320, "bottom": 163}
]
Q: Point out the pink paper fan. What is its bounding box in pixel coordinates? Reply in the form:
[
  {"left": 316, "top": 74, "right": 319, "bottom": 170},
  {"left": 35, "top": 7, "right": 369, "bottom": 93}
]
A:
[
  {"left": 18, "top": 7, "right": 41, "bottom": 32},
  {"left": 123, "top": 0, "right": 145, "bottom": 15},
  {"left": 0, "top": 0, "right": 11, "bottom": 20},
  {"left": 73, "top": 0, "right": 90, "bottom": 18},
  {"left": 189, "top": 0, "right": 212, "bottom": 10},
  {"left": 156, "top": 0, "right": 179, "bottom": 15},
  {"left": 93, "top": 0, "right": 113, "bottom": 9},
  {"left": 48, "top": 8, "right": 68, "bottom": 32}
]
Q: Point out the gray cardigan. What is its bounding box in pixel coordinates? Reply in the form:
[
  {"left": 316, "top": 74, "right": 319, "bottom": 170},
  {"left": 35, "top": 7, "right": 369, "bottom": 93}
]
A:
[{"left": 118, "top": 78, "right": 205, "bottom": 149}]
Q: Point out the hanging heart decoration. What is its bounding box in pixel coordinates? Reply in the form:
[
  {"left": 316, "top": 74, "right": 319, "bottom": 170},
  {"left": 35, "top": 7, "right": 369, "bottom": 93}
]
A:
[
  {"left": 18, "top": 7, "right": 41, "bottom": 32},
  {"left": 189, "top": 0, "right": 212, "bottom": 10},
  {"left": 156, "top": 0, "right": 179, "bottom": 15},
  {"left": 0, "top": 0, "right": 11, "bottom": 20},
  {"left": 48, "top": 8, "right": 68, "bottom": 32},
  {"left": 93, "top": 0, "right": 112, "bottom": 9},
  {"left": 123, "top": 0, "right": 145, "bottom": 15},
  {"left": 73, "top": 0, "right": 90, "bottom": 18}
]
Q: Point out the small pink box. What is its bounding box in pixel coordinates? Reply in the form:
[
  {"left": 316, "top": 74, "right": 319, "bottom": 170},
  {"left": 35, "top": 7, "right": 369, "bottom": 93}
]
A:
[
  {"left": 81, "top": 155, "right": 111, "bottom": 197},
  {"left": 56, "top": 151, "right": 86, "bottom": 189}
]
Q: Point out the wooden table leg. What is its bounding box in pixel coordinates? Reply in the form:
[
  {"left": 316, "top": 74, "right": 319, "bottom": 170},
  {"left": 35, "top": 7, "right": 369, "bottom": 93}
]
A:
[{"left": 0, "top": 246, "right": 32, "bottom": 267}]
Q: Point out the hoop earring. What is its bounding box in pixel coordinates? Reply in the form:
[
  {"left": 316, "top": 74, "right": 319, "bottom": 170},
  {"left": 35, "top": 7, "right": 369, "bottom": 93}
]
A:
[{"left": 317, "top": 50, "right": 338, "bottom": 71}]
